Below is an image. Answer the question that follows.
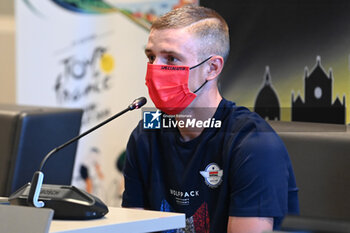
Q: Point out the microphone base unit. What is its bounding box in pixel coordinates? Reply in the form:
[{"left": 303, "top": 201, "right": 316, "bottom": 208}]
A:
[{"left": 8, "top": 183, "right": 108, "bottom": 220}]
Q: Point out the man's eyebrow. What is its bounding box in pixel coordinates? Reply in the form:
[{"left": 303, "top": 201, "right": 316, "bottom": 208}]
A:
[
  {"left": 160, "top": 50, "right": 182, "bottom": 57},
  {"left": 144, "top": 48, "right": 182, "bottom": 57}
]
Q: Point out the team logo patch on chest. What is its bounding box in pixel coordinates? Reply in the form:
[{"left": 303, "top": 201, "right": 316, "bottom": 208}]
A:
[{"left": 200, "top": 163, "right": 223, "bottom": 188}]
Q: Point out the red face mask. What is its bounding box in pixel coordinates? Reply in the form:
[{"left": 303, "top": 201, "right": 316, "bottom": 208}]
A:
[{"left": 145, "top": 57, "right": 211, "bottom": 115}]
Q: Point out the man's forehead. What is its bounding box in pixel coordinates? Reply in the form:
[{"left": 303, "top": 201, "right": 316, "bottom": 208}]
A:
[
  {"left": 148, "top": 28, "right": 190, "bottom": 43},
  {"left": 146, "top": 28, "right": 199, "bottom": 54}
]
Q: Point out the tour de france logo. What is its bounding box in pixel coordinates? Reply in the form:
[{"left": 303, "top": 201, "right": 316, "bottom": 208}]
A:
[{"left": 200, "top": 163, "right": 223, "bottom": 188}]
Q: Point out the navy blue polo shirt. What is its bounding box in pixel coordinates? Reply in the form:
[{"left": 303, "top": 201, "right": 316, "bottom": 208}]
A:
[{"left": 122, "top": 98, "right": 299, "bottom": 232}]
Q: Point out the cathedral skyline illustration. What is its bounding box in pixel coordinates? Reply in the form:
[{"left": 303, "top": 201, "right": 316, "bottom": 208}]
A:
[{"left": 254, "top": 56, "right": 346, "bottom": 124}]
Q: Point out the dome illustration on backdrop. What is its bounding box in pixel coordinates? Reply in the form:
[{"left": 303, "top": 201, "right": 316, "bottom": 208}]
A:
[{"left": 254, "top": 66, "right": 280, "bottom": 120}]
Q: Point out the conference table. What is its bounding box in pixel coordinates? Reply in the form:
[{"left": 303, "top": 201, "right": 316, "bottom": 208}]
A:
[
  {"left": 50, "top": 207, "right": 186, "bottom": 233},
  {"left": 0, "top": 198, "right": 185, "bottom": 233}
]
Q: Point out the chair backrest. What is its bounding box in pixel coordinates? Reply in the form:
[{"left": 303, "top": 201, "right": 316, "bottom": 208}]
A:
[
  {"left": 0, "top": 104, "right": 83, "bottom": 196},
  {"left": 268, "top": 121, "right": 350, "bottom": 227}
]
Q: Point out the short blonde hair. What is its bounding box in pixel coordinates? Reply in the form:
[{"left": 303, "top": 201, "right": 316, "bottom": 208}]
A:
[{"left": 151, "top": 5, "right": 230, "bottom": 62}]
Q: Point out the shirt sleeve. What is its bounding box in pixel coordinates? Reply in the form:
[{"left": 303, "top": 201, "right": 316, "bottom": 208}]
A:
[
  {"left": 228, "top": 128, "right": 292, "bottom": 225},
  {"left": 121, "top": 124, "right": 147, "bottom": 208}
]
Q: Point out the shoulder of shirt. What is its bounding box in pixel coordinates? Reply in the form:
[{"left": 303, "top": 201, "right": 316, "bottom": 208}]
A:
[
  {"left": 220, "top": 98, "right": 274, "bottom": 133},
  {"left": 221, "top": 100, "right": 288, "bottom": 161}
]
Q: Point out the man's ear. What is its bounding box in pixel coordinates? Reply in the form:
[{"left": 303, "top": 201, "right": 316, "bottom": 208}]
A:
[{"left": 206, "top": 56, "right": 224, "bottom": 81}]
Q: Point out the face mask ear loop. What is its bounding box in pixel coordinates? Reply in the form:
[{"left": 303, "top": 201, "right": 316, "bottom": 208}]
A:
[
  {"left": 193, "top": 80, "right": 208, "bottom": 94},
  {"left": 189, "top": 56, "right": 213, "bottom": 70},
  {"left": 190, "top": 56, "right": 212, "bottom": 94}
]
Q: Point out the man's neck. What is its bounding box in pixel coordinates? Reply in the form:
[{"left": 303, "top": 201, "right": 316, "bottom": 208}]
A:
[{"left": 176, "top": 93, "right": 222, "bottom": 142}]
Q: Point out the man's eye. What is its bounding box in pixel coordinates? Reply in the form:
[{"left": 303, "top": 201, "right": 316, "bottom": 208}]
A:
[{"left": 167, "top": 56, "right": 178, "bottom": 64}]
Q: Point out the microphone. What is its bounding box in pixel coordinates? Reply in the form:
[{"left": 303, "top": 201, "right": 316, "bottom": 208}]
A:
[
  {"left": 8, "top": 97, "right": 147, "bottom": 219},
  {"left": 129, "top": 96, "right": 147, "bottom": 110}
]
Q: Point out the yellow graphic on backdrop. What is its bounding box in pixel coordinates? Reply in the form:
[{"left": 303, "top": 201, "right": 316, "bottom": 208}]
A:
[{"left": 100, "top": 53, "right": 115, "bottom": 73}]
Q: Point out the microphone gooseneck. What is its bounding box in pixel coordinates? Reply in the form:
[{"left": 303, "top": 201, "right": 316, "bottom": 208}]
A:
[{"left": 27, "top": 97, "right": 147, "bottom": 208}]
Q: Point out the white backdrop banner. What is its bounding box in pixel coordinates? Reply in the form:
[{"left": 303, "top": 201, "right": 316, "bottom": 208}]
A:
[{"left": 16, "top": 0, "right": 197, "bottom": 205}]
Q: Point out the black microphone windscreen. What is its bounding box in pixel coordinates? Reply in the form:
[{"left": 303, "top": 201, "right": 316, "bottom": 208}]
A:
[{"left": 130, "top": 97, "right": 147, "bottom": 110}]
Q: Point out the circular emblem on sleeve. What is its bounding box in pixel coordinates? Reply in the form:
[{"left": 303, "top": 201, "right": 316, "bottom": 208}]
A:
[{"left": 200, "top": 163, "right": 223, "bottom": 188}]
